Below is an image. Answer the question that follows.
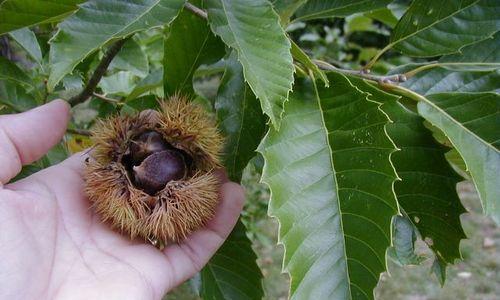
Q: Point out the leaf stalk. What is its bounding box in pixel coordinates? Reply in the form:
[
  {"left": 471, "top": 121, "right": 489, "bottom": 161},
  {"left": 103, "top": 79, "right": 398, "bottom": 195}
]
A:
[
  {"left": 313, "top": 59, "right": 407, "bottom": 84},
  {"left": 184, "top": 3, "right": 208, "bottom": 20}
]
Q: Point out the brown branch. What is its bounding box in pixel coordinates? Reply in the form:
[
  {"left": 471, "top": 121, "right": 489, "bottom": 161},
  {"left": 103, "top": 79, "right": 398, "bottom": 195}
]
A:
[
  {"left": 68, "top": 37, "right": 130, "bottom": 106},
  {"left": 184, "top": 2, "right": 208, "bottom": 19}
]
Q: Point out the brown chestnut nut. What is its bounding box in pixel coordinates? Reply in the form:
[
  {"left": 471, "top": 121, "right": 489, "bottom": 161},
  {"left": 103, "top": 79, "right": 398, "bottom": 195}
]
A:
[
  {"left": 132, "top": 149, "right": 187, "bottom": 195},
  {"left": 129, "top": 131, "right": 171, "bottom": 165}
]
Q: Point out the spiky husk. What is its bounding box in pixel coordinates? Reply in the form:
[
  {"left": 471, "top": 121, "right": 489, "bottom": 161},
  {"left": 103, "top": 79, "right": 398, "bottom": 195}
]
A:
[
  {"left": 84, "top": 96, "right": 223, "bottom": 243},
  {"left": 157, "top": 95, "right": 223, "bottom": 170}
]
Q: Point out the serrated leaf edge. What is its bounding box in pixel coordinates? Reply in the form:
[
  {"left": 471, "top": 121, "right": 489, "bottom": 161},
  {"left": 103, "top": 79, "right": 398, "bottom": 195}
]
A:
[
  {"left": 417, "top": 92, "right": 500, "bottom": 220},
  {"left": 208, "top": 0, "right": 294, "bottom": 130},
  {"left": 390, "top": 0, "right": 500, "bottom": 58},
  {"left": 48, "top": 0, "right": 185, "bottom": 90},
  {"left": 258, "top": 73, "right": 401, "bottom": 299},
  {"left": 341, "top": 75, "right": 402, "bottom": 285}
]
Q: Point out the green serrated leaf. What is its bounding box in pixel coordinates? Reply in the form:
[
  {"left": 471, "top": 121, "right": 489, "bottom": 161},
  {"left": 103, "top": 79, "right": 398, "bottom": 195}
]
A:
[
  {"left": 388, "top": 216, "right": 425, "bottom": 266},
  {"left": 9, "top": 28, "right": 42, "bottom": 64},
  {"left": 259, "top": 72, "right": 398, "bottom": 300},
  {"left": 200, "top": 220, "right": 263, "bottom": 300},
  {"left": 418, "top": 119, "right": 470, "bottom": 179},
  {"left": 142, "top": 29, "right": 164, "bottom": 68},
  {"left": 344, "top": 15, "right": 376, "bottom": 34},
  {"left": 215, "top": 54, "right": 266, "bottom": 182},
  {"left": 290, "top": 39, "right": 329, "bottom": 86},
  {"left": 48, "top": 0, "right": 185, "bottom": 90},
  {"left": 439, "top": 31, "right": 500, "bottom": 71},
  {"left": 109, "top": 38, "right": 149, "bottom": 78},
  {"left": 431, "top": 257, "right": 447, "bottom": 286},
  {"left": 348, "top": 77, "right": 467, "bottom": 268},
  {"left": 206, "top": 0, "right": 294, "bottom": 130},
  {"left": 126, "top": 68, "right": 163, "bottom": 101},
  {"left": 88, "top": 96, "right": 117, "bottom": 119},
  {"left": 98, "top": 71, "right": 136, "bottom": 96},
  {"left": 365, "top": 8, "right": 399, "bottom": 28},
  {"left": 163, "top": 0, "right": 225, "bottom": 97},
  {"left": 387, "top": 0, "right": 409, "bottom": 19},
  {"left": 445, "top": 149, "right": 470, "bottom": 179},
  {"left": 402, "top": 68, "right": 500, "bottom": 95},
  {"left": 0, "top": 0, "right": 84, "bottom": 35},
  {"left": 0, "top": 56, "right": 33, "bottom": 88},
  {"left": 194, "top": 58, "right": 227, "bottom": 78},
  {"left": 12, "top": 164, "right": 43, "bottom": 182},
  {"left": 0, "top": 80, "right": 37, "bottom": 112},
  {"left": 56, "top": 74, "right": 83, "bottom": 100},
  {"left": 390, "top": 0, "right": 500, "bottom": 57},
  {"left": 201, "top": 55, "right": 265, "bottom": 299},
  {"left": 295, "top": 0, "right": 392, "bottom": 21},
  {"left": 271, "top": 0, "right": 308, "bottom": 24},
  {"left": 43, "top": 142, "right": 69, "bottom": 166},
  {"left": 417, "top": 92, "right": 500, "bottom": 224},
  {"left": 121, "top": 95, "right": 159, "bottom": 115}
]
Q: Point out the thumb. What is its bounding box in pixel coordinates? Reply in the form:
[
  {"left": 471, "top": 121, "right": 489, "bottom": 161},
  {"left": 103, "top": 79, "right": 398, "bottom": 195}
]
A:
[{"left": 0, "top": 100, "right": 70, "bottom": 185}]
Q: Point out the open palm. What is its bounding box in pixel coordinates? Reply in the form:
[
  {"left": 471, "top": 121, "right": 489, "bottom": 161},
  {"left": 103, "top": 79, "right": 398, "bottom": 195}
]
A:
[{"left": 0, "top": 101, "right": 244, "bottom": 300}]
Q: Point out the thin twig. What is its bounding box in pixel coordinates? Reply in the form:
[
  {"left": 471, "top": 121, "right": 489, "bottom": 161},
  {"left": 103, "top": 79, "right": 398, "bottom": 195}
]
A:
[
  {"left": 313, "top": 59, "right": 440, "bottom": 104},
  {"left": 315, "top": 59, "right": 500, "bottom": 84},
  {"left": 68, "top": 37, "right": 130, "bottom": 106},
  {"left": 67, "top": 128, "right": 91, "bottom": 136},
  {"left": 313, "top": 59, "right": 407, "bottom": 84},
  {"left": 92, "top": 92, "right": 122, "bottom": 104},
  {"left": 363, "top": 43, "right": 393, "bottom": 70},
  {"left": 184, "top": 2, "right": 208, "bottom": 19}
]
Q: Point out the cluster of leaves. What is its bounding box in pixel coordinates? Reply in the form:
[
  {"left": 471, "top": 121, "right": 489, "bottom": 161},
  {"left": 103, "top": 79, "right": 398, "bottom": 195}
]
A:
[{"left": 0, "top": 0, "right": 499, "bottom": 299}]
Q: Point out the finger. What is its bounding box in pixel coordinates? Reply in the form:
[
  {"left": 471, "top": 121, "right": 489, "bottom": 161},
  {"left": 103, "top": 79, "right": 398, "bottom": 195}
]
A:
[
  {"left": 0, "top": 100, "right": 70, "bottom": 184},
  {"left": 8, "top": 150, "right": 89, "bottom": 188},
  {"left": 5, "top": 152, "right": 91, "bottom": 225},
  {"left": 162, "top": 181, "right": 245, "bottom": 289},
  {"left": 214, "top": 169, "right": 229, "bottom": 184},
  {"left": 56, "top": 150, "right": 89, "bottom": 177}
]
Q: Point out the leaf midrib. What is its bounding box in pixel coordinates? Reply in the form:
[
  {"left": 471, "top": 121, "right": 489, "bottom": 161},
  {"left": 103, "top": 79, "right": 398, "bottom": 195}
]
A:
[
  {"left": 207, "top": 262, "right": 255, "bottom": 300},
  {"left": 311, "top": 78, "right": 353, "bottom": 298},
  {"left": 391, "top": 0, "right": 479, "bottom": 46},
  {"left": 178, "top": 27, "right": 211, "bottom": 90},
  {"left": 229, "top": 83, "right": 248, "bottom": 177}
]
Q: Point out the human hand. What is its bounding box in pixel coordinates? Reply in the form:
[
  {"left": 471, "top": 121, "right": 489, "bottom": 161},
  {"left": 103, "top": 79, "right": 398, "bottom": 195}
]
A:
[{"left": 0, "top": 101, "right": 245, "bottom": 300}]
